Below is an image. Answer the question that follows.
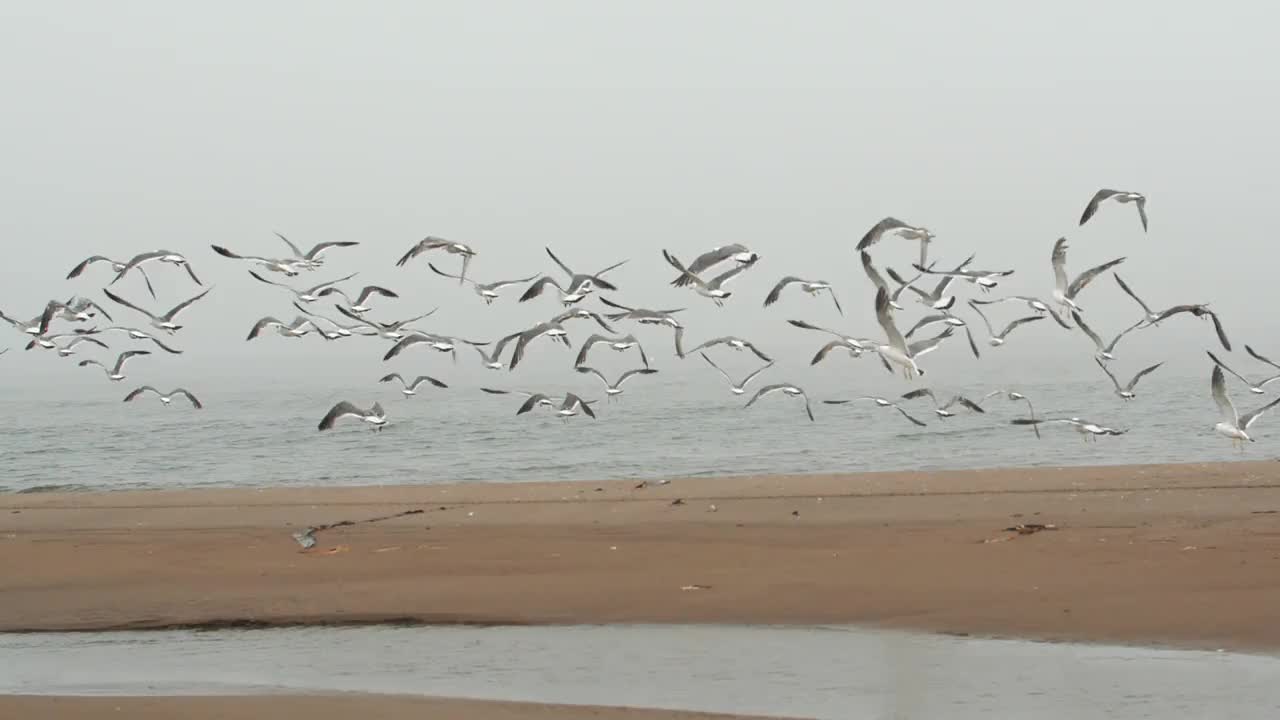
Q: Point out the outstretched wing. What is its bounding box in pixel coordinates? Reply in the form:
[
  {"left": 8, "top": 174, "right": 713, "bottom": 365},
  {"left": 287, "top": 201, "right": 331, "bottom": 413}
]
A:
[
  {"left": 1051, "top": 238, "right": 1069, "bottom": 294},
  {"left": 171, "top": 388, "right": 203, "bottom": 408},
  {"left": 1113, "top": 274, "right": 1153, "bottom": 316},
  {"left": 318, "top": 401, "right": 365, "bottom": 430},
  {"left": 1067, "top": 257, "right": 1126, "bottom": 299},
  {"left": 1211, "top": 365, "right": 1237, "bottom": 427},
  {"left": 1071, "top": 311, "right": 1104, "bottom": 352},
  {"left": 162, "top": 287, "right": 214, "bottom": 321},
  {"left": 1127, "top": 362, "right": 1164, "bottom": 391},
  {"left": 1240, "top": 396, "right": 1280, "bottom": 431},
  {"left": 102, "top": 288, "right": 159, "bottom": 322},
  {"left": 1247, "top": 345, "right": 1280, "bottom": 372},
  {"left": 764, "top": 277, "right": 802, "bottom": 307},
  {"left": 1079, "top": 189, "right": 1118, "bottom": 226}
]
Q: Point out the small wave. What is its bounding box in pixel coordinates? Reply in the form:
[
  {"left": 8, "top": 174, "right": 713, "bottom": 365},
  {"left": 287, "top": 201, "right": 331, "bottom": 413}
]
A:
[{"left": 14, "top": 483, "right": 95, "bottom": 494}]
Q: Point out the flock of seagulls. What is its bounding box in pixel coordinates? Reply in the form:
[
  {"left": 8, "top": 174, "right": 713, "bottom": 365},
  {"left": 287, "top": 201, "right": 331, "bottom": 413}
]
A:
[{"left": 3, "top": 187, "right": 1274, "bottom": 451}]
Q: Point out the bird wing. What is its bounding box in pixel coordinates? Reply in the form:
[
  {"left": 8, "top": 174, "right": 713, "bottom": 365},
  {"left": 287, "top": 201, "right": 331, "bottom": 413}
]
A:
[
  {"left": 930, "top": 253, "right": 974, "bottom": 298},
  {"left": 1079, "top": 189, "right": 1118, "bottom": 226},
  {"left": 568, "top": 393, "right": 597, "bottom": 418},
  {"left": 900, "top": 387, "right": 936, "bottom": 403},
  {"left": 575, "top": 365, "right": 608, "bottom": 385},
  {"left": 428, "top": 261, "right": 471, "bottom": 284},
  {"left": 318, "top": 401, "right": 366, "bottom": 430},
  {"left": 744, "top": 384, "right": 787, "bottom": 407},
  {"left": 764, "top": 277, "right": 803, "bottom": 307},
  {"left": 1051, "top": 238, "right": 1069, "bottom": 293},
  {"left": 827, "top": 288, "right": 843, "bottom": 316},
  {"left": 1112, "top": 274, "right": 1153, "bottom": 316},
  {"left": 518, "top": 276, "right": 563, "bottom": 302},
  {"left": 66, "top": 255, "right": 112, "bottom": 279},
  {"left": 860, "top": 252, "right": 889, "bottom": 292},
  {"left": 874, "top": 287, "right": 908, "bottom": 354},
  {"left": 379, "top": 372, "right": 405, "bottom": 385},
  {"left": 663, "top": 250, "right": 707, "bottom": 289},
  {"left": 114, "top": 350, "right": 151, "bottom": 372},
  {"left": 1000, "top": 315, "right": 1044, "bottom": 338},
  {"left": 573, "top": 334, "right": 607, "bottom": 367},
  {"left": 710, "top": 261, "right": 752, "bottom": 288},
  {"left": 210, "top": 245, "right": 273, "bottom": 264},
  {"left": 699, "top": 352, "right": 732, "bottom": 382},
  {"left": 597, "top": 296, "right": 634, "bottom": 312},
  {"left": 1067, "top": 257, "right": 1126, "bottom": 299},
  {"left": 886, "top": 267, "right": 931, "bottom": 302},
  {"left": 354, "top": 285, "right": 399, "bottom": 304},
  {"left": 274, "top": 232, "right": 305, "bottom": 258},
  {"left": 102, "top": 288, "right": 159, "bottom": 322},
  {"left": 962, "top": 324, "right": 981, "bottom": 359},
  {"left": 895, "top": 406, "right": 928, "bottom": 427},
  {"left": 908, "top": 327, "right": 953, "bottom": 357},
  {"left": 111, "top": 250, "right": 167, "bottom": 284},
  {"left": 966, "top": 301, "right": 995, "bottom": 335},
  {"left": 1207, "top": 350, "right": 1251, "bottom": 387},
  {"left": 246, "top": 317, "right": 284, "bottom": 340},
  {"left": 616, "top": 367, "right": 657, "bottom": 386},
  {"left": 1136, "top": 197, "right": 1149, "bottom": 232},
  {"left": 955, "top": 396, "right": 985, "bottom": 413},
  {"left": 743, "top": 339, "right": 772, "bottom": 363},
  {"left": 515, "top": 394, "right": 549, "bottom": 414},
  {"left": 162, "top": 288, "right": 213, "bottom": 321},
  {"left": 304, "top": 241, "right": 359, "bottom": 261},
  {"left": 171, "top": 388, "right": 203, "bottom": 408},
  {"left": 856, "top": 217, "right": 905, "bottom": 251},
  {"left": 1126, "top": 362, "right": 1164, "bottom": 391},
  {"left": 304, "top": 272, "right": 358, "bottom": 295},
  {"left": 740, "top": 362, "right": 773, "bottom": 387},
  {"left": 1240, "top": 396, "right": 1280, "bottom": 431},
  {"left": 687, "top": 244, "right": 748, "bottom": 274},
  {"left": 1104, "top": 318, "right": 1146, "bottom": 353},
  {"left": 1071, "top": 311, "right": 1104, "bottom": 352},
  {"left": 1095, "top": 357, "right": 1122, "bottom": 391},
  {"left": 382, "top": 334, "right": 431, "bottom": 361},
  {"left": 1209, "top": 311, "right": 1232, "bottom": 351},
  {"left": 123, "top": 386, "right": 159, "bottom": 402},
  {"left": 410, "top": 375, "right": 448, "bottom": 390},
  {"left": 905, "top": 314, "right": 945, "bottom": 339},
  {"left": 1247, "top": 345, "right": 1280, "bottom": 372},
  {"left": 544, "top": 246, "right": 576, "bottom": 278},
  {"left": 810, "top": 341, "right": 850, "bottom": 365},
  {"left": 1211, "top": 365, "right": 1238, "bottom": 426}
]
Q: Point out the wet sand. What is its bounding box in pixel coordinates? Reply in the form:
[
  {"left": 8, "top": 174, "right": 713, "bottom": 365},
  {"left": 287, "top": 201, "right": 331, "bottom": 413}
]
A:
[
  {"left": 0, "top": 695, "right": 785, "bottom": 719},
  {"left": 3, "top": 461, "right": 1280, "bottom": 650}
]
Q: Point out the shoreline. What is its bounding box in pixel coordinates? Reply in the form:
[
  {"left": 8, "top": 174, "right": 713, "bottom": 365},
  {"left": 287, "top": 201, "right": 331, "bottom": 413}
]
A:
[{"left": 3, "top": 460, "right": 1280, "bottom": 650}]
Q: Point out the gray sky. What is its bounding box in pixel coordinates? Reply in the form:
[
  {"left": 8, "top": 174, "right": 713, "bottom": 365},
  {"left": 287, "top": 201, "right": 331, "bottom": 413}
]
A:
[{"left": 1, "top": 1, "right": 1275, "bottom": 396}]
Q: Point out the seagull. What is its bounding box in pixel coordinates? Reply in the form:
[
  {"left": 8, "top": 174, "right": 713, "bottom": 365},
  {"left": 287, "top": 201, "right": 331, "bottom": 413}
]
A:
[
  {"left": 745, "top": 383, "right": 815, "bottom": 422},
  {"left": 910, "top": 262, "right": 1014, "bottom": 293},
  {"left": 887, "top": 253, "right": 973, "bottom": 310},
  {"left": 123, "top": 386, "right": 203, "bottom": 408},
  {"left": 672, "top": 244, "right": 760, "bottom": 285},
  {"left": 49, "top": 297, "right": 113, "bottom": 324},
  {"left": 317, "top": 284, "right": 399, "bottom": 315},
  {"left": 675, "top": 330, "right": 772, "bottom": 362},
  {"left": 969, "top": 296, "right": 1070, "bottom": 329},
  {"left": 0, "top": 302, "right": 60, "bottom": 337},
  {"left": 1011, "top": 417, "right": 1127, "bottom": 441},
  {"left": 786, "top": 319, "right": 878, "bottom": 355},
  {"left": 574, "top": 333, "right": 649, "bottom": 368},
  {"left": 1150, "top": 304, "right": 1231, "bottom": 351},
  {"left": 1095, "top": 357, "right": 1164, "bottom": 401},
  {"left": 808, "top": 338, "right": 868, "bottom": 365},
  {"left": 1072, "top": 311, "right": 1143, "bottom": 361},
  {"left": 210, "top": 245, "right": 302, "bottom": 275},
  {"left": 273, "top": 232, "right": 359, "bottom": 269},
  {"left": 290, "top": 302, "right": 378, "bottom": 337},
  {"left": 516, "top": 392, "right": 597, "bottom": 420},
  {"left": 967, "top": 302, "right": 1046, "bottom": 347},
  {"left": 471, "top": 335, "right": 518, "bottom": 370},
  {"left": 379, "top": 372, "right": 448, "bottom": 397},
  {"left": 67, "top": 256, "right": 157, "bottom": 299},
  {"left": 26, "top": 333, "right": 109, "bottom": 356},
  {"left": 248, "top": 270, "right": 358, "bottom": 303},
  {"left": 663, "top": 250, "right": 754, "bottom": 306},
  {"left": 700, "top": 353, "right": 772, "bottom": 395},
  {"left": 900, "top": 388, "right": 986, "bottom": 418},
  {"left": 509, "top": 320, "right": 571, "bottom": 370},
  {"left": 519, "top": 247, "right": 627, "bottom": 304},
  {"left": 822, "top": 397, "right": 927, "bottom": 427},
  {"left": 861, "top": 252, "right": 909, "bottom": 310},
  {"left": 763, "top": 277, "right": 842, "bottom": 315},
  {"left": 78, "top": 350, "right": 150, "bottom": 381},
  {"left": 856, "top": 217, "right": 935, "bottom": 267},
  {"left": 904, "top": 312, "right": 980, "bottom": 359},
  {"left": 334, "top": 305, "right": 437, "bottom": 341},
  {"left": 598, "top": 297, "right": 685, "bottom": 328},
  {"left": 872, "top": 286, "right": 930, "bottom": 378},
  {"left": 1079, "top": 189, "right": 1148, "bottom": 232},
  {"left": 102, "top": 287, "right": 212, "bottom": 334},
  {"left": 1207, "top": 350, "right": 1280, "bottom": 395},
  {"left": 480, "top": 387, "right": 558, "bottom": 410},
  {"left": 395, "top": 237, "right": 477, "bottom": 283},
  {"left": 318, "top": 401, "right": 388, "bottom": 431},
  {"left": 427, "top": 263, "right": 538, "bottom": 305},
  {"left": 382, "top": 331, "right": 481, "bottom": 362},
  {"left": 576, "top": 366, "right": 658, "bottom": 400},
  {"left": 1112, "top": 274, "right": 1161, "bottom": 326},
  {"left": 1211, "top": 365, "right": 1280, "bottom": 449},
  {"left": 551, "top": 308, "right": 617, "bottom": 333},
  {"left": 110, "top": 250, "right": 202, "bottom": 287},
  {"left": 1050, "top": 237, "right": 1126, "bottom": 314},
  {"left": 90, "top": 326, "right": 184, "bottom": 354},
  {"left": 246, "top": 316, "right": 318, "bottom": 341},
  {"left": 983, "top": 389, "right": 1040, "bottom": 438}
]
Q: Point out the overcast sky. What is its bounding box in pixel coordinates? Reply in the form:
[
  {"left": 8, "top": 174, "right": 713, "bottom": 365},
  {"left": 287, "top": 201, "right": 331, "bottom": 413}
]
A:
[{"left": 1, "top": 1, "right": 1274, "bottom": 397}]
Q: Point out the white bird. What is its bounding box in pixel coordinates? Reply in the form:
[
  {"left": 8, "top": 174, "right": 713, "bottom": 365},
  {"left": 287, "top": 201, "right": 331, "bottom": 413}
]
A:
[
  {"left": 745, "top": 383, "right": 815, "bottom": 422},
  {"left": 900, "top": 388, "right": 986, "bottom": 418},
  {"left": 396, "top": 236, "right": 477, "bottom": 283},
  {"left": 1150, "top": 304, "right": 1232, "bottom": 352},
  {"left": 1072, "top": 311, "right": 1143, "bottom": 362},
  {"left": 1112, "top": 274, "right": 1161, "bottom": 326},
  {"left": 317, "top": 284, "right": 400, "bottom": 314},
  {"left": 822, "top": 396, "right": 927, "bottom": 427},
  {"left": 90, "top": 326, "right": 184, "bottom": 354},
  {"left": 1207, "top": 350, "right": 1280, "bottom": 395},
  {"left": 334, "top": 305, "right": 437, "bottom": 341},
  {"left": 509, "top": 321, "right": 571, "bottom": 370},
  {"left": 672, "top": 244, "right": 760, "bottom": 285},
  {"left": 663, "top": 249, "right": 754, "bottom": 306},
  {"left": 576, "top": 366, "right": 658, "bottom": 400},
  {"left": 808, "top": 338, "right": 867, "bottom": 365},
  {"left": 574, "top": 333, "right": 649, "bottom": 368},
  {"left": 904, "top": 312, "right": 980, "bottom": 359},
  {"left": 26, "top": 333, "right": 109, "bottom": 356},
  {"left": 516, "top": 392, "right": 596, "bottom": 420},
  {"left": 1050, "top": 237, "right": 1125, "bottom": 314},
  {"left": 983, "top": 389, "right": 1040, "bottom": 438},
  {"left": 318, "top": 401, "right": 388, "bottom": 431},
  {"left": 248, "top": 270, "right": 358, "bottom": 303},
  {"left": 78, "top": 350, "right": 150, "bottom": 381},
  {"left": 886, "top": 254, "right": 973, "bottom": 310},
  {"left": 1211, "top": 365, "right": 1280, "bottom": 449},
  {"left": 110, "top": 250, "right": 202, "bottom": 287},
  {"left": 519, "top": 247, "right": 627, "bottom": 304},
  {"left": 675, "top": 330, "right": 772, "bottom": 362},
  {"left": 551, "top": 308, "right": 618, "bottom": 334},
  {"left": 480, "top": 387, "right": 558, "bottom": 410},
  {"left": 861, "top": 252, "right": 909, "bottom": 310},
  {"left": 428, "top": 262, "right": 539, "bottom": 305},
  {"left": 102, "top": 287, "right": 213, "bottom": 334},
  {"left": 246, "top": 316, "right": 317, "bottom": 341},
  {"left": 382, "top": 331, "right": 480, "bottom": 362},
  {"left": 599, "top": 297, "right": 685, "bottom": 328},
  {"left": 273, "top": 232, "right": 359, "bottom": 269},
  {"left": 872, "top": 286, "right": 929, "bottom": 378},
  {"left": 379, "top": 372, "right": 448, "bottom": 397},
  {"left": 763, "top": 276, "right": 842, "bottom": 315},
  {"left": 1079, "top": 188, "right": 1148, "bottom": 232},
  {"left": 786, "top": 319, "right": 877, "bottom": 358},
  {"left": 1095, "top": 357, "right": 1164, "bottom": 401},
  {"left": 856, "top": 217, "right": 935, "bottom": 267},
  {"left": 966, "top": 302, "right": 1046, "bottom": 347},
  {"left": 700, "top": 352, "right": 772, "bottom": 395},
  {"left": 67, "top": 256, "right": 157, "bottom": 299},
  {"left": 290, "top": 302, "right": 378, "bottom": 338},
  {"left": 0, "top": 301, "right": 61, "bottom": 337},
  {"left": 470, "top": 335, "right": 519, "bottom": 370},
  {"left": 49, "top": 297, "right": 113, "bottom": 324},
  {"left": 910, "top": 262, "right": 1014, "bottom": 293},
  {"left": 123, "top": 386, "right": 203, "bottom": 408},
  {"left": 970, "top": 296, "right": 1069, "bottom": 330},
  {"left": 210, "top": 244, "right": 302, "bottom": 275},
  {"left": 1011, "top": 417, "right": 1126, "bottom": 441}
]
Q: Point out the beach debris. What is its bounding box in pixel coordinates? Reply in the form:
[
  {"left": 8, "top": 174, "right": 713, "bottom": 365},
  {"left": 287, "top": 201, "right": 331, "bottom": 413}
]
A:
[
  {"left": 708, "top": 504, "right": 718, "bottom": 512},
  {"left": 321, "top": 545, "right": 349, "bottom": 555},
  {"left": 670, "top": 498, "right": 685, "bottom": 506},
  {"left": 681, "top": 584, "right": 712, "bottom": 591},
  {"left": 983, "top": 523, "right": 1058, "bottom": 544},
  {"left": 289, "top": 508, "right": 425, "bottom": 551},
  {"left": 292, "top": 528, "right": 317, "bottom": 550},
  {"left": 373, "top": 546, "right": 402, "bottom": 553}
]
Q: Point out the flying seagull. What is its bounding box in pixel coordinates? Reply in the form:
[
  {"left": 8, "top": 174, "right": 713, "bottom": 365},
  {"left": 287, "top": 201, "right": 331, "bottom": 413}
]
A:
[
  {"left": 124, "top": 386, "right": 203, "bottom": 408},
  {"left": 379, "top": 372, "right": 448, "bottom": 397},
  {"left": 1050, "top": 237, "right": 1126, "bottom": 314},
  {"left": 823, "top": 396, "right": 927, "bottom": 427},
  {"left": 334, "top": 305, "right": 437, "bottom": 341},
  {"left": 110, "top": 250, "right": 202, "bottom": 287},
  {"left": 860, "top": 252, "right": 908, "bottom": 310},
  {"left": 78, "top": 349, "right": 150, "bottom": 381},
  {"left": 1207, "top": 350, "right": 1280, "bottom": 395},
  {"left": 210, "top": 244, "right": 302, "bottom": 276},
  {"left": 26, "top": 333, "right": 109, "bottom": 356},
  {"left": 662, "top": 250, "right": 754, "bottom": 306},
  {"left": 517, "top": 392, "right": 596, "bottom": 420},
  {"left": 700, "top": 352, "right": 772, "bottom": 395},
  {"left": 290, "top": 302, "right": 378, "bottom": 337},
  {"left": 808, "top": 338, "right": 868, "bottom": 365},
  {"left": 1, "top": 302, "right": 61, "bottom": 338},
  {"left": 967, "top": 301, "right": 1045, "bottom": 347},
  {"left": 246, "top": 316, "right": 318, "bottom": 341},
  {"left": 970, "top": 295, "right": 1070, "bottom": 329},
  {"left": 672, "top": 244, "right": 760, "bottom": 286},
  {"left": 551, "top": 308, "right": 617, "bottom": 334},
  {"left": 317, "top": 284, "right": 399, "bottom": 314},
  {"left": 273, "top": 232, "right": 359, "bottom": 269},
  {"left": 427, "top": 262, "right": 538, "bottom": 305},
  {"left": 470, "top": 334, "right": 518, "bottom": 370},
  {"left": 67, "top": 256, "right": 157, "bottom": 299},
  {"left": 49, "top": 297, "right": 113, "bottom": 324},
  {"left": 382, "top": 331, "right": 481, "bottom": 362},
  {"left": 1072, "top": 311, "right": 1143, "bottom": 362},
  {"left": 1079, "top": 188, "right": 1148, "bottom": 232},
  {"left": 318, "top": 401, "right": 388, "bottom": 431},
  {"left": 103, "top": 287, "right": 212, "bottom": 334},
  {"left": 90, "top": 326, "right": 184, "bottom": 354},
  {"left": 904, "top": 311, "right": 980, "bottom": 359},
  {"left": 509, "top": 320, "right": 571, "bottom": 370},
  {"left": 519, "top": 247, "right": 627, "bottom": 304},
  {"left": 1095, "top": 357, "right": 1164, "bottom": 401},
  {"left": 574, "top": 333, "right": 649, "bottom": 368},
  {"left": 910, "top": 262, "right": 1014, "bottom": 293},
  {"left": 873, "top": 286, "right": 942, "bottom": 378},
  {"left": 675, "top": 330, "right": 772, "bottom": 362},
  {"left": 763, "top": 276, "right": 842, "bottom": 315},
  {"left": 481, "top": 387, "right": 558, "bottom": 410},
  {"left": 900, "top": 388, "right": 986, "bottom": 418},
  {"left": 395, "top": 237, "right": 477, "bottom": 283},
  {"left": 576, "top": 366, "right": 658, "bottom": 401},
  {"left": 598, "top": 297, "right": 685, "bottom": 328},
  {"left": 1211, "top": 365, "right": 1280, "bottom": 449},
  {"left": 248, "top": 270, "right": 357, "bottom": 303},
  {"left": 786, "top": 319, "right": 877, "bottom": 356},
  {"left": 856, "top": 217, "right": 935, "bottom": 267},
  {"left": 887, "top": 253, "right": 973, "bottom": 310},
  {"left": 1011, "top": 417, "right": 1127, "bottom": 441},
  {"left": 983, "top": 389, "right": 1040, "bottom": 439},
  {"left": 1112, "top": 274, "right": 1161, "bottom": 326},
  {"left": 1150, "top": 304, "right": 1231, "bottom": 351},
  {"left": 745, "top": 383, "right": 815, "bottom": 422}
]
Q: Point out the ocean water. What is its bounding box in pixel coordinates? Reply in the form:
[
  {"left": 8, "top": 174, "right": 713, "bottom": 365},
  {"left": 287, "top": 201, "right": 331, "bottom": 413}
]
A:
[
  {"left": 3, "top": 624, "right": 1278, "bottom": 719},
  {"left": 0, "top": 370, "right": 1265, "bottom": 493}
]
